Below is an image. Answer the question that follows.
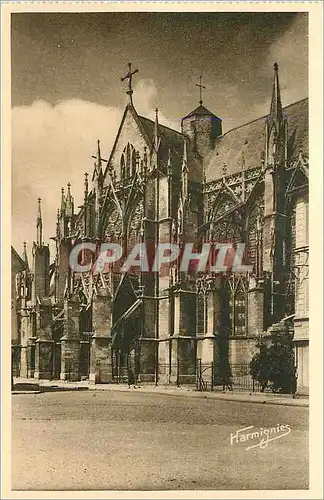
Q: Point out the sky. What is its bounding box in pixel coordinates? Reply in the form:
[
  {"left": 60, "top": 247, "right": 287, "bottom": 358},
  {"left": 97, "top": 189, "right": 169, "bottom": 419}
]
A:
[{"left": 11, "top": 11, "right": 308, "bottom": 260}]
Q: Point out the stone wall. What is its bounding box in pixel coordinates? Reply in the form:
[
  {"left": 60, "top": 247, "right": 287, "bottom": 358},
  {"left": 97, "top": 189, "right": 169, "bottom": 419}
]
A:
[{"left": 105, "top": 108, "right": 148, "bottom": 186}]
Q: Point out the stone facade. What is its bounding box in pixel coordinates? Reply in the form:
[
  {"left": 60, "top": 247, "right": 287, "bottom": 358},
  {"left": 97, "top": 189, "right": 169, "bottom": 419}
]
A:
[{"left": 12, "top": 64, "right": 309, "bottom": 392}]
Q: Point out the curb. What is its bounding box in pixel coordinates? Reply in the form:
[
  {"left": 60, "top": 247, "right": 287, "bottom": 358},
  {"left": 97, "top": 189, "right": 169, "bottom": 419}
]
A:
[
  {"left": 12, "top": 380, "right": 308, "bottom": 407},
  {"left": 87, "top": 385, "right": 308, "bottom": 407},
  {"left": 12, "top": 390, "right": 41, "bottom": 395}
]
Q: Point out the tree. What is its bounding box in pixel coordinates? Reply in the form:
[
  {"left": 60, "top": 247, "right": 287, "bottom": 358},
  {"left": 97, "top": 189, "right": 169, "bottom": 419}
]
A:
[
  {"left": 250, "top": 339, "right": 269, "bottom": 392},
  {"left": 267, "top": 330, "right": 297, "bottom": 394},
  {"left": 250, "top": 330, "right": 297, "bottom": 394}
]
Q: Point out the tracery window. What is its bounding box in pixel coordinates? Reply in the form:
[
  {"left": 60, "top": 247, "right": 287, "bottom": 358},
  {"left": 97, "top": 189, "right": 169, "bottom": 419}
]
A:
[
  {"left": 222, "top": 275, "right": 248, "bottom": 336},
  {"left": 208, "top": 195, "right": 243, "bottom": 244}
]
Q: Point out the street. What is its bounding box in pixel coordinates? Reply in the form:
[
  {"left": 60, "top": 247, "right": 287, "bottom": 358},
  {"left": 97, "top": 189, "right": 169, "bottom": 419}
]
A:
[{"left": 12, "top": 389, "right": 308, "bottom": 491}]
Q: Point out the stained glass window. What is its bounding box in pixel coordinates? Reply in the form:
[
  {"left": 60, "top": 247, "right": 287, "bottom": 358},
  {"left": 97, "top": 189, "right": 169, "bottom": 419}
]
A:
[{"left": 222, "top": 276, "right": 247, "bottom": 336}]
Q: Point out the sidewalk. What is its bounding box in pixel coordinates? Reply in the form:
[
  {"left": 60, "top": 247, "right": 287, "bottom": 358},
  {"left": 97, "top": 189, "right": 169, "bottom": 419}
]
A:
[{"left": 12, "top": 378, "right": 308, "bottom": 407}]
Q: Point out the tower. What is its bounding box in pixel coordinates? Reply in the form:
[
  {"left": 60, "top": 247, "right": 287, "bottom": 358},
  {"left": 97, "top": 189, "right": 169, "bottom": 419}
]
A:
[{"left": 181, "top": 77, "right": 222, "bottom": 158}]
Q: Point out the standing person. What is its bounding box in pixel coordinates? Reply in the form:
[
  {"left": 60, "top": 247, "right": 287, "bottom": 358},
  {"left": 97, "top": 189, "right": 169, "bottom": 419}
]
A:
[{"left": 127, "top": 366, "right": 135, "bottom": 389}]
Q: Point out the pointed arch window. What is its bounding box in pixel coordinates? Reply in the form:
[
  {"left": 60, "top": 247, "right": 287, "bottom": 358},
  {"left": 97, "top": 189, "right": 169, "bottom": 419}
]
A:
[
  {"left": 131, "top": 150, "right": 137, "bottom": 177},
  {"left": 126, "top": 143, "right": 131, "bottom": 178},
  {"left": 120, "top": 143, "right": 137, "bottom": 182},
  {"left": 222, "top": 275, "right": 248, "bottom": 336}
]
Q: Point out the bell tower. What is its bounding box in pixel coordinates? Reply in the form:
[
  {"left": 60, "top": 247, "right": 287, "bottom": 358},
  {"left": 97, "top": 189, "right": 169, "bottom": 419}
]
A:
[{"left": 181, "top": 76, "right": 222, "bottom": 158}]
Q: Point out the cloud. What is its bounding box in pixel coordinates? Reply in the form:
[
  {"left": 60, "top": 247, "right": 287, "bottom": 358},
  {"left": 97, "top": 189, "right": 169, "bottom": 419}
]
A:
[
  {"left": 11, "top": 79, "right": 178, "bottom": 259},
  {"left": 133, "top": 79, "right": 180, "bottom": 131},
  {"left": 264, "top": 14, "right": 308, "bottom": 105},
  {"left": 11, "top": 99, "right": 122, "bottom": 258}
]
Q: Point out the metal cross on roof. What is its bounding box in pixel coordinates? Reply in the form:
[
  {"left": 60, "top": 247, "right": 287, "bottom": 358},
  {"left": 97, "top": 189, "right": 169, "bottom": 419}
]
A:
[
  {"left": 121, "top": 62, "right": 139, "bottom": 103},
  {"left": 196, "top": 75, "right": 206, "bottom": 105}
]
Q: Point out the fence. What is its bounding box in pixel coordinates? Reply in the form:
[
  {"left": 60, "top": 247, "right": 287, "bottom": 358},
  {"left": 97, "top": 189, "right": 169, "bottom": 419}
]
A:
[
  {"left": 196, "top": 359, "right": 261, "bottom": 392},
  {"left": 111, "top": 359, "right": 260, "bottom": 390},
  {"left": 111, "top": 362, "right": 197, "bottom": 386}
]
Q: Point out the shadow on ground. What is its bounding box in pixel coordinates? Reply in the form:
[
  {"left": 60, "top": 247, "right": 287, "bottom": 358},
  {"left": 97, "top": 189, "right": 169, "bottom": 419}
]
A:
[{"left": 12, "top": 383, "right": 89, "bottom": 394}]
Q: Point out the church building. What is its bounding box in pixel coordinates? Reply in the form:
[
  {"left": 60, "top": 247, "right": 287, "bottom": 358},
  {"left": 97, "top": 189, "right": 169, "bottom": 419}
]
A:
[{"left": 13, "top": 63, "right": 309, "bottom": 393}]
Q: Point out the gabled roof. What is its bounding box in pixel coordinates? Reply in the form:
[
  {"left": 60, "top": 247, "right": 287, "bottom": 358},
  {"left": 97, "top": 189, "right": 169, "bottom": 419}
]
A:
[
  {"left": 103, "top": 104, "right": 153, "bottom": 181},
  {"left": 11, "top": 246, "right": 27, "bottom": 274},
  {"left": 204, "top": 98, "right": 308, "bottom": 182},
  {"left": 139, "top": 115, "right": 203, "bottom": 182},
  {"left": 139, "top": 115, "right": 185, "bottom": 176}
]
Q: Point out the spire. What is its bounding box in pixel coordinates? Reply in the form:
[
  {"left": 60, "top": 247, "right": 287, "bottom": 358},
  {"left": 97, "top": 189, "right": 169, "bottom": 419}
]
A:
[
  {"left": 84, "top": 173, "right": 89, "bottom": 237},
  {"left": 60, "top": 187, "right": 65, "bottom": 214},
  {"left": 95, "top": 139, "right": 103, "bottom": 178},
  {"left": 182, "top": 139, "right": 188, "bottom": 173},
  {"left": 56, "top": 209, "right": 61, "bottom": 239},
  {"left": 167, "top": 147, "right": 172, "bottom": 178},
  {"left": 96, "top": 139, "right": 102, "bottom": 170},
  {"left": 142, "top": 146, "right": 148, "bottom": 179},
  {"left": 65, "top": 182, "right": 74, "bottom": 217},
  {"left": 84, "top": 172, "right": 89, "bottom": 200},
  {"left": 91, "top": 139, "right": 104, "bottom": 182},
  {"left": 121, "top": 62, "right": 139, "bottom": 105},
  {"left": 22, "top": 241, "right": 29, "bottom": 268},
  {"left": 154, "top": 108, "right": 160, "bottom": 151},
  {"left": 269, "top": 62, "right": 283, "bottom": 122},
  {"left": 36, "top": 197, "right": 43, "bottom": 246},
  {"left": 181, "top": 140, "right": 188, "bottom": 201},
  {"left": 66, "top": 182, "right": 72, "bottom": 200},
  {"left": 167, "top": 147, "right": 173, "bottom": 218}
]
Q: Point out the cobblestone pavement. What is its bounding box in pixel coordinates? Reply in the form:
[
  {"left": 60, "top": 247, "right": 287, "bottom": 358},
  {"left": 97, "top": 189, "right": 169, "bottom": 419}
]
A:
[{"left": 12, "top": 390, "right": 308, "bottom": 491}]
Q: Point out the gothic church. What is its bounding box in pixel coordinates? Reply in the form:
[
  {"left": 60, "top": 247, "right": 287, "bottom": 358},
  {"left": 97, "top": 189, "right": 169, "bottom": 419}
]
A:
[{"left": 12, "top": 63, "right": 309, "bottom": 392}]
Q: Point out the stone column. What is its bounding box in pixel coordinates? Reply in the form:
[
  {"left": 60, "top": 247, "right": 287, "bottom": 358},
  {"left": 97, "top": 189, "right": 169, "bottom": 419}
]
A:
[
  {"left": 35, "top": 299, "right": 54, "bottom": 380},
  {"left": 196, "top": 277, "right": 222, "bottom": 383},
  {"left": 170, "top": 290, "right": 196, "bottom": 384},
  {"left": 89, "top": 289, "right": 113, "bottom": 384},
  {"left": 60, "top": 296, "right": 80, "bottom": 381},
  {"left": 11, "top": 344, "right": 21, "bottom": 378},
  {"left": 27, "top": 337, "right": 37, "bottom": 378},
  {"left": 157, "top": 296, "right": 170, "bottom": 384},
  {"left": 138, "top": 339, "right": 157, "bottom": 383},
  {"left": 20, "top": 346, "right": 28, "bottom": 378},
  {"left": 169, "top": 336, "right": 179, "bottom": 385},
  {"left": 248, "top": 276, "right": 264, "bottom": 336},
  {"left": 19, "top": 308, "right": 30, "bottom": 378},
  {"left": 35, "top": 340, "right": 54, "bottom": 379}
]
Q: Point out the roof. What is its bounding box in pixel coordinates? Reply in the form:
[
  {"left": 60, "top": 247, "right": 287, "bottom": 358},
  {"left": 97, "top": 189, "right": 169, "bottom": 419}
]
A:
[
  {"left": 139, "top": 116, "right": 184, "bottom": 173},
  {"left": 204, "top": 98, "right": 308, "bottom": 182},
  {"left": 139, "top": 115, "right": 202, "bottom": 182},
  {"left": 11, "top": 246, "right": 27, "bottom": 273},
  {"left": 182, "top": 104, "right": 221, "bottom": 121}
]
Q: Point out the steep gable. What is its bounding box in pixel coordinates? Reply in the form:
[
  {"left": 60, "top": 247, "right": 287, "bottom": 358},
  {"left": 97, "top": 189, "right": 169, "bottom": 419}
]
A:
[
  {"left": 103, "top": 105, "right": 152, "bottom": 187},
  {"left": 11, "top": 246, "right": 27, "bottom": 274}
]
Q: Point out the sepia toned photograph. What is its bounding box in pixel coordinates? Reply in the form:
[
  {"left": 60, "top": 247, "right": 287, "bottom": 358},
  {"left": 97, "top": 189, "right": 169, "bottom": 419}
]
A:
[{"left": 3, "top": 3, "right": 322, "bottom": 497}]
